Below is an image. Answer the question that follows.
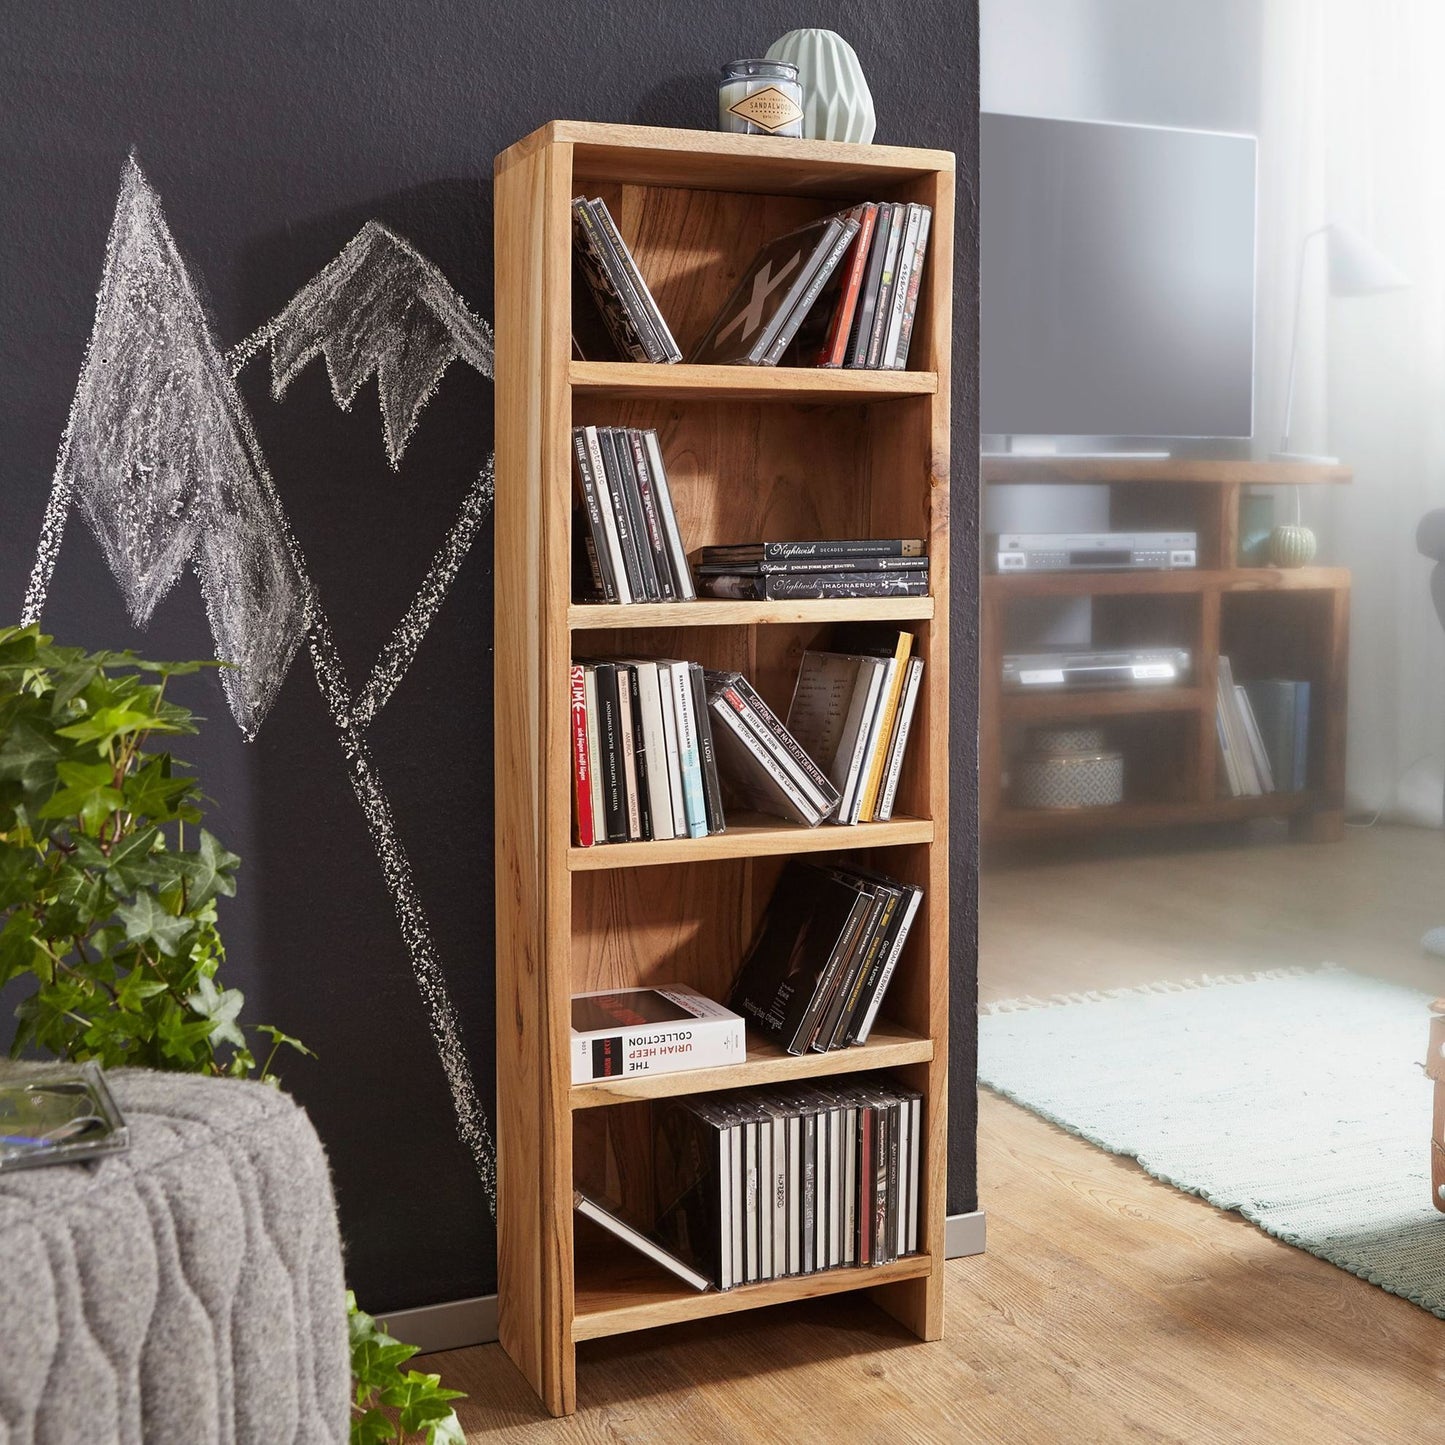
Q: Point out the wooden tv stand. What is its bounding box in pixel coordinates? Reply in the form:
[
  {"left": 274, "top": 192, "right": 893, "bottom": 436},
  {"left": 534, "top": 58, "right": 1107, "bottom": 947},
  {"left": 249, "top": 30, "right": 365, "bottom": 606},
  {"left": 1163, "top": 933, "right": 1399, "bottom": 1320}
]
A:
[{"left": 980, "top": 456, "right": 1352, "bottom": 844}]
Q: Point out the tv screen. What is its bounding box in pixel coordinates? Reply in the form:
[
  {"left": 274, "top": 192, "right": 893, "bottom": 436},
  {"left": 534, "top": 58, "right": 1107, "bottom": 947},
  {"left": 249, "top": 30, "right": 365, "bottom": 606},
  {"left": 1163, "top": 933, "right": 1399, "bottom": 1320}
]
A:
[{"left": 980, "top": 113, "right": 1257, "bottom": 441}]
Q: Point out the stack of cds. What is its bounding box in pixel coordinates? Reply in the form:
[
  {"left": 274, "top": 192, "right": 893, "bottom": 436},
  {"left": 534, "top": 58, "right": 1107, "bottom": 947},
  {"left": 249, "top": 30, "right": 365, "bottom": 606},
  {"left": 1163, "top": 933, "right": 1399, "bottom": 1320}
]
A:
[{"left": 693, "top": 538, "right": 928, "bottom": 602}]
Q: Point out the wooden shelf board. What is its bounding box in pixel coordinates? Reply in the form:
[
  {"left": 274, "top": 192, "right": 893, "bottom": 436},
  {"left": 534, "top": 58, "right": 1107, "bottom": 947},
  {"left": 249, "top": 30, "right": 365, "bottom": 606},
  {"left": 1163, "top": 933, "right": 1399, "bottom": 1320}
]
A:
[
  {"left": 569, "top": 814, "right": 933, "bottom": 871},
  {"left": 981, "top": 456, "right": 1352, "bottom": 486},
  {"left": 985, "top": 791, "right": 1316, "bottom": 840},
  {"left": 1001, "top": 686, "right": 1208, "bottom": 722},
  {"left": 984, "top": 566, "right": 1350, "bottom": 600},
  {"left": 569, "top": 361, "right": 937, "bottom": 402},
  {"left": 569, "top": 596, "right": 934, "bottom": 630},
  {"left": 570, "top": 1023, "right": 933, "bottom": 1110},
  {"left": 572, "top": 1250, "right": 933, "bottom": 1341}
]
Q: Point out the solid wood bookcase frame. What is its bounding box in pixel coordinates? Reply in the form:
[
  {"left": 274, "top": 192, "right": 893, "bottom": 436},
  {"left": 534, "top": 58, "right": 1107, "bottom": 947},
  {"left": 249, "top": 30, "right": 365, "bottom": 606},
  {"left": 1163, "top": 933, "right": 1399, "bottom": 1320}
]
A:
[
  {"left": 494, "top": 122, "right": 954, "bottom": 1417},
  {"left": 979, "top": 457, "right": 1352, "bottom": 843}
]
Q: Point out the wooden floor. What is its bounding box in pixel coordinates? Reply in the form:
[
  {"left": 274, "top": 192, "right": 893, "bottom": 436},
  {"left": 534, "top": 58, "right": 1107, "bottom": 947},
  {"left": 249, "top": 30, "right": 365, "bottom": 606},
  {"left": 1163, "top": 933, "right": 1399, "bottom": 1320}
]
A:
[{"left": 431, "top": 822, "right": 1445, "bottom": 1442}]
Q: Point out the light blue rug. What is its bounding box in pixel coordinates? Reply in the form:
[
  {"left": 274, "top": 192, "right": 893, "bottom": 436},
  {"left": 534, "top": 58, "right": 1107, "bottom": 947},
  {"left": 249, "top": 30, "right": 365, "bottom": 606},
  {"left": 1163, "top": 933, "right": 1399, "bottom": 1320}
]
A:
[{"left": 980, "top": 966, "right": 1445, "bottom": 1317}]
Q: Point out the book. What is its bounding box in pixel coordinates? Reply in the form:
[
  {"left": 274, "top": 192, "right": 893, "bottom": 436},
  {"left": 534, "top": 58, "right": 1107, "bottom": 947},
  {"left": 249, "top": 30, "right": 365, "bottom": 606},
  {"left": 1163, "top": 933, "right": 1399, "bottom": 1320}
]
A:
[
  {"left": 875, "top": 657, "right": 925, "bottom": 821},
  {"left": 593, "top": 663, "right": 628, "bottom": 842},
  {"left": 628, "top": 661, "right": 674, "bottom": 840},
  {"left": 688, "top": 662, "right": 727, "bottom": 834},
  {"left": 588, "top": 198, "right": 681, "bottom": 363},
  {"left": 848, "top": 878, "right": 922, "bottom": 1044},
  {"left": 642, "top": 430, "right": 696, "bottom": 601},
  {"left": 880, "top": 203, "right": 924, "bottom": 370},
  {"left": 668, "top": 660, "right": 709, "bottom": 838},
  {"left": 583, "top": 667, "right": 606, "bottom": 846},
  {"left": 706, "top": 676, "right": 827, "bottom": 827},
  {"left": 574, "top": 1190, "right": 712, "bottom": 1292},
  {"left": 570, "top": 199, "right": 649, "bottom": 362},
  {"left": 783, "top": 652, "right": 888, "bottom": 825},
  {"left": 698, "top": 571, "right": 928, "bottom": 601},
  {"left": 697, "top": 538, "right": 926, "bottom": 565},
  {"left": 597, "top": 428, "right": 647, "bottom": 602},
  {"left": 690, "top": 214, "right": 855, "bottom": 367},
  {"left": 760, "top": 215, "right": 860, "bottom": 366},
  {"left": 571, "top": 428, "right": 619, "bottom": 602},
  {"left": 627, "top": 429, "right": 677, "bottom": 601},
  {"left": 1243, "top": 679, "right": 1311, "bottom": 793},
  {"left": 570, "top": 984, "right": 745, "bottom": 1083},
  {"left": 1216, "top": 656, "right": 1259, "bottom": 796},
  {"left": 890, "top": 204, "right": 933, "bottom": 368},
  {"left": 848, "top": 202, "right": 897, "bottom": 368},
  {"left": 570, "top": 664, "right": 595, "bottom": 847},
  {"left": 864, "top": 201, "right": 908, "bottom": 368},
  {"left": 654, "top": 660, "right": 688, "bottom": 836},
  {"left": 0, "top": 1063, "right": 129, "bottom": 1173},
  {"left": 1235, "top": 684, "right": 1276, "bottom": 792},
  {"left": 581, "top": 426, "right": 631, "bottom": 604},
  {"left": 833, "top": 626, "right": 916, "bottom": 821},
  {"left": 605, "top": 428, "right": 659, "bottom": 602},
  {"left": 817, "top": 202, "right": 879, "bottom": 367},
  {"left": 695, "top": 555, "right": 930, "bottom": 576}
]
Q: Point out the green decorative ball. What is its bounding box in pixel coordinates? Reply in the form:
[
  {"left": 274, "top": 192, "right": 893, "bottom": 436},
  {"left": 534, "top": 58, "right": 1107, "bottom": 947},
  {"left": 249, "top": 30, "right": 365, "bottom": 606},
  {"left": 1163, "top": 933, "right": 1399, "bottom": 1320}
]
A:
[{"left": 1269, "top": 524, "right": 1317, "bottom": 568}]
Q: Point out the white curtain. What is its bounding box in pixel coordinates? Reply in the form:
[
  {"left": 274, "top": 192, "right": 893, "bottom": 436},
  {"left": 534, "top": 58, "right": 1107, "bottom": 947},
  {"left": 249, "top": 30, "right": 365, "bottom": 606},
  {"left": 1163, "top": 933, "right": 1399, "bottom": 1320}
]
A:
[{"left": 1259, "top": 0, "right": 1445, "bottom": 823}]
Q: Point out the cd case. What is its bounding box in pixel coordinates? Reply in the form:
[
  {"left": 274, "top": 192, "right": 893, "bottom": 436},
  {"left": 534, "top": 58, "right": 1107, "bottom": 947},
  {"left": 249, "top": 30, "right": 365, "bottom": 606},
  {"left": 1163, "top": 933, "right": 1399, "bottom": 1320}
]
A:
[{"left": 0, "top": 1062, "right": 129, "bottom": 1173}]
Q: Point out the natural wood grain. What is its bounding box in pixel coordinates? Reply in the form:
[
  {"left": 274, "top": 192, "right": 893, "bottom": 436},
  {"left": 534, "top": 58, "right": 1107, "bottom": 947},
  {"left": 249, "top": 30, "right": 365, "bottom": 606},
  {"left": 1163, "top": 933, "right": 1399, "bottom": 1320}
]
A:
[
  {"left": 981, "top": 455, "right": 1353, "bottom": 486},
  {"left": 496, "top": 122, "right": 953, "bottom": 1416},
  {"left": 572, "top": 1253, "right": 934, "bottom": 1341},
  {"left": 983, "top": 565, "right": 1351, "bottom": 599},
  {"left": 986, "top": 791, "right": 1314, "bottom": 841},
  {"left": 570, "top": 1023, "right": 933, "bottom": 1110},
  {"left": 569, "top": 360, "right": 938, "bottom": 401},
  {"left": 568, "top": 597, "right": 935, "bottom": 630},
  {"left": 567, "top": 813, "right": 933, "bottom": 870}
]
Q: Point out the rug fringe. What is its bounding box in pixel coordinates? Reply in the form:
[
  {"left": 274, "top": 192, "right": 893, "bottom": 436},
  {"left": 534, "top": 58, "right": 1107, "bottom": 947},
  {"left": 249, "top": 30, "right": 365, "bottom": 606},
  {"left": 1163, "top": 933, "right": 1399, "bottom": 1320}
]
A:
[{"left": 982, "top": 962, "right": 1344, "bottom": 1015}]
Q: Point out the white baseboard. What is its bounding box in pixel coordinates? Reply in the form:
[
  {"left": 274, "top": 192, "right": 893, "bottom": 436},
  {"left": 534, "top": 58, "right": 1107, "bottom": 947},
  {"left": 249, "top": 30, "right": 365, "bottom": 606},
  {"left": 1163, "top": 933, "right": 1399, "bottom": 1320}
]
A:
[
  {"left": 379, "top": 1294, "right": 499, "bottom": 1354},
  {"left": 945, "top": 1209, "right": 987, "bottom": 1258},
  {"left": 386, "top": 1211, "right": 988, "bottom": 1353}
]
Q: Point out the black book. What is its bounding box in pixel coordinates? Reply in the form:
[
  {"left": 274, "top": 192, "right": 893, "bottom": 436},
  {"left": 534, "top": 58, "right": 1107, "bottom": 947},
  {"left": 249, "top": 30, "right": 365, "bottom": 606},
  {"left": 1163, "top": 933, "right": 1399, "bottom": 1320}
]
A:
[
  {"left": 597, "top": 428, "right": 647, "bottom": 601},
  {"left": 841, "top": 873, "right": 923, "bottom": 1046},
  {"left": 572, "top": 427, "right": 619, "bottom": 602},
  {"left": 627, "top": 662, "right": 653, "bottom": 841},
  {"left": 848, "top": 202, "right": 896, "bottom": 368},
  {"left": 687, "top": 662, "right": 727, "bottom": 834},
  {"left": 729, "top": 861, "right": 873, "bottom": 1054},
  {"left": 696, "top": 556, "right": 930, "bottom": 576},
  {"left": 707, "top": 678, "right": 824, "bottom": 827},
  {"left": 627, "top": 429, "right": 677, "bottom": 601},
  {"left": 593, "top": 663, "right": 628, "bottom": 843},
  {"left": 652, "top": 1100, "right": 728, "bottom": 1289},
  {"left": 813, "top": 878, "right": 900, "bottom": 1052},
  {"left": 571, "top": 199, "right": 648, "bottom": 362},
  {"left": 699, "top": 539, "right": 926, "bottom": 564},
  {"left": 698, "top": 571, "right": 929, "bottom": 601},
  {"left": 606, "top": 427, "right": 660, "bottom": 602},
  {"left": 690, "top": 215, "right": 851, "bottom": 367},
  {"left": 760, "top": 215, "right": 860, "bottom": 366},
  {"left": 590, "top": 199, "right": 681, "bottom": 363},
  {"left": 865, "top": 202, "right": 908, "bottom": 369},
  {"left": 586, "top": 200, "right": 668, "bottom": 363},
  {"left": 828, "top": 882, "right": 901, "bottom": 1049},
  {"left": 643, "top": 430, "right": 696, "bottom": 602}
]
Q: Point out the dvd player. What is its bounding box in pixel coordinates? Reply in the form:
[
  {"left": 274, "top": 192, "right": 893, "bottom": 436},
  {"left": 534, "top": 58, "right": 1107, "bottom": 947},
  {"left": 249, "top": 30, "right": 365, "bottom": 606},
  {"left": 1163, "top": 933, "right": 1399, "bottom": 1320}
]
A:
[
  {"left": 1003, "top": 647, "right": 1192, "bottom": 690},
  {"left": 992, "top": 532, "right": 1197, "bottom": 573}
]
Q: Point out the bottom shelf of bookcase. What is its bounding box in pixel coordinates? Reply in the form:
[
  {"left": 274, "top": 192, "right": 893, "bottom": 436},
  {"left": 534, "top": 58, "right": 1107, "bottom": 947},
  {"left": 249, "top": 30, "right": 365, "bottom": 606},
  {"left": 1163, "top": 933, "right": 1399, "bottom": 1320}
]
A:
[{"left": 572, "top": 1248, "right": 934, "bottom": 1340}]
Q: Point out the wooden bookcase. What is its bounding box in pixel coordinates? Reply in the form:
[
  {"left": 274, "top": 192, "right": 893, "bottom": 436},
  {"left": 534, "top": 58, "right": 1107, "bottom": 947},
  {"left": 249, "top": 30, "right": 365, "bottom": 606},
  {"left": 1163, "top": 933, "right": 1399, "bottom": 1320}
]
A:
[
  {"left": 494, "top": 122, "right": 954, "bottom": 1416},
  {"left": 980, "top": 456, "right": 1351, "bottom": 843}
]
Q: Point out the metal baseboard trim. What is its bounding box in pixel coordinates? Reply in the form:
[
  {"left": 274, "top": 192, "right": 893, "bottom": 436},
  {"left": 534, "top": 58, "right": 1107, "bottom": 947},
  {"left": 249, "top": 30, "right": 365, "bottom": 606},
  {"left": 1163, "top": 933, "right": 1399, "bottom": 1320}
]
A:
[
  {"left": 378, "top": 1294, "right": 499, "bottom": 1354},
  {"left": 945, "top": 1209, "right": 987, "bottom": 1258}
]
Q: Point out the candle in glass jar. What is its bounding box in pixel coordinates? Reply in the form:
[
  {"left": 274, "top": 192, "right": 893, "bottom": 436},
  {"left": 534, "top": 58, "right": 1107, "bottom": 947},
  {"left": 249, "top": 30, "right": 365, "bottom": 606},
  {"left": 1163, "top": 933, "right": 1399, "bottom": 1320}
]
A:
[{"left": 718, "top": 59, "right": 805, "bottom": 138}]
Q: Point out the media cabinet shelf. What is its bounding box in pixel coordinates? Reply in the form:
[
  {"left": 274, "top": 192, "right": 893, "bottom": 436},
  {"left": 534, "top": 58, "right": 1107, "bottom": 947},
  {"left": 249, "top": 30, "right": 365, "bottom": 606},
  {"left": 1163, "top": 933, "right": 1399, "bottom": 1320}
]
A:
[
  {"left": 496, "top": 122, "right": 953, "bottom": 1416},
  {"left": 570, "top": 1023, "right": 934, "bottom": 1110},
  {"left": 981, "top": 456, "right": 1350, "bottom": 845},
  {"left": 572, "top": 1249, "right": 935, "bottom": 1341},
  {"left": 568, "top": 813, "right": 933, "bottom": 871},
  {"left": 568, "top": 597, "right": 935, "bottom": 630},
  {"left": 570, "top": 359, "right": 937, "bottom": 401}
]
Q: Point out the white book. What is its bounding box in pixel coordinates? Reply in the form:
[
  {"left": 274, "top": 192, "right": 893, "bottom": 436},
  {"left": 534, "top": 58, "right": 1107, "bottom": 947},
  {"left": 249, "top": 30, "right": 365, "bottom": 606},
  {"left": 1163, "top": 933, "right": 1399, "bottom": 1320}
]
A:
[
  {"left": 570, "top": 984, "right": 746, "bottom": 1083},
  {"left": 908, "top": 1095, "right": 922, "bottom": 1255},
  {"left": 654, "top": 662, "right": 689, "bottom": 836},
  {"left": 582, "top": 425, "right": 631, "bottom": 604},
  {"left": 881, "top": 203, "right": 923, "bottom": 368},
  {"left": 836, "top": 659, "right": 887, "bottom": 823},
  {"left": 1235, "top": 684, "right": 1276, "bottom": 792},
  {"left": 574, "top": 1190, "right": 711, "bottom": 1292},
  {"left": 851, "top": 657, "right": 900, "bottom": 823},
  {"left": 583, "top": 667, "right": 607, "bottom": 846},
  {"left": 627, "top": 661, "right": 675, "bottom": 839},
  {"left": 615, "top": 668, "right": 643, "bottom": 836},
  {"left": 890, "top": 206, "right": 932, "bottom": 369},
  {"left": 875, "top": 657, "right": 925, "bottom": 821},
  {"left": 669, "top": 660, "right": 709, "bottom": 838}
]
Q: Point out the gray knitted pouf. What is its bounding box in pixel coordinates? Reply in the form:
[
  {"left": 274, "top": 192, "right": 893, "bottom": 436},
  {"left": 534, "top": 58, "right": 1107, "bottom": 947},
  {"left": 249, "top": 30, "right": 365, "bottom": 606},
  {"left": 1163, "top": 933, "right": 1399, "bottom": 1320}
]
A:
[{"left": 0, "top": 1068, "right": 349, "bottom": 1445}]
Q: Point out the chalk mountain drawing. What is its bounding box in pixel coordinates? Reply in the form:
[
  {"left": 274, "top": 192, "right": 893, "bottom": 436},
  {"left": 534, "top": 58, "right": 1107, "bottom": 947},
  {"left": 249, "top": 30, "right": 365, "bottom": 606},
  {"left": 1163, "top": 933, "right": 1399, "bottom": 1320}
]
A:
[{"left": 21, "top": 157, "right": 499, "bottom": 1206}]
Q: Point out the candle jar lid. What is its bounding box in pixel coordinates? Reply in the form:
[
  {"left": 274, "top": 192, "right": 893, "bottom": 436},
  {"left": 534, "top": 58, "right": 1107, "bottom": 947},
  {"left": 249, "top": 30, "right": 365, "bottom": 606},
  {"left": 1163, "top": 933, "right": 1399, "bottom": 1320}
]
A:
[{"left": 722, "top": 58, "right": 800, "bottom": 82}]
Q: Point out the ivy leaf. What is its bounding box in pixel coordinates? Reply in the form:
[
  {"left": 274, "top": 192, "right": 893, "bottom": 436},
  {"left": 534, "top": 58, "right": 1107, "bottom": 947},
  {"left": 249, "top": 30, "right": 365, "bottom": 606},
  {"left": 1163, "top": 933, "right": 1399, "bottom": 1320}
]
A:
[
  {"left": 117, "top": 892, "right": 192, "bottom": 956},
  {"left": 122, "top": 754, "right": 196, "bottom": 823},
  {"left": 175, "top": 830, "right": 240, "bottom": 908},
  {"left": 187, "top": 973, "right": 247, "bottom": 1052},
  {"left": 255, "top": 1023, "right": 316, "bottom": 1059},
  {"left": 37, "top": 759, "right": 124, "bottom": 830},
  {"left": 0, "top": 719, "right": 61, "bottom": 792},
  {"left": 352, "top": 1409, "right": 399, "bottom": 1445},
  {"left": 55, "top": 705, "right": 169, "bottom": 749},
  {"left": 426, "top": 1411, "right": 466, "bottom": 1445}
]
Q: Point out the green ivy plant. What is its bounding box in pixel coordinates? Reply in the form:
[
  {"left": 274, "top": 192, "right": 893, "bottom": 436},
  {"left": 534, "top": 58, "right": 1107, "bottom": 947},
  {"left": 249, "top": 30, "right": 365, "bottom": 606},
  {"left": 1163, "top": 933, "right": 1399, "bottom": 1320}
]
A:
[{"left": 0, "top": 625, "right": 465, "bottom": 1445}]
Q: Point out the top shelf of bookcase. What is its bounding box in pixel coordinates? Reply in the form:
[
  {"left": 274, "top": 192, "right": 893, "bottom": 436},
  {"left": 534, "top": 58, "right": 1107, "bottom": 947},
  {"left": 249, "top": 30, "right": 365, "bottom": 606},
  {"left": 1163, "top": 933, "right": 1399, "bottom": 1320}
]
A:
[
  {"left": 569, "top": 361, "right": 938, "bottom": 403},
  {"left": 499, "top": 120, "right": 955, "bottom": 198}
]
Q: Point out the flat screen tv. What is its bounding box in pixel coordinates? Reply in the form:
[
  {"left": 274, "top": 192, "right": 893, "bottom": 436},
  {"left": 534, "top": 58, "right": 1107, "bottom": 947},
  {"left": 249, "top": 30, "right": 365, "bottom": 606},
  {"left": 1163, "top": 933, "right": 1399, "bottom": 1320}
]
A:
[{"left": 980, "top": 112, "right": 1257, "bottom": 442}]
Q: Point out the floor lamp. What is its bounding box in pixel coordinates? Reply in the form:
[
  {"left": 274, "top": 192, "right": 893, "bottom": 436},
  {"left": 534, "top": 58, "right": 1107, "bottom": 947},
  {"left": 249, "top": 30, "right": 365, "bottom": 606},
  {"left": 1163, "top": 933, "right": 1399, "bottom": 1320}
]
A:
[{"left": 1274, "top": 221, "right": 1410, "bottom": 464}]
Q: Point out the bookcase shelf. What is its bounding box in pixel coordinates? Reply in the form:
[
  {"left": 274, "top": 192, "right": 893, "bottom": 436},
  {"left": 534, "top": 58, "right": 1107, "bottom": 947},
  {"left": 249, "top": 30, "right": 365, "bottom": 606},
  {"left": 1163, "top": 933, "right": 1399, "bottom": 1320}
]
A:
[
  {"left": 496, "top": 121, "right": 953, "bottom": 1417},
  {"left": 568, "top": 596, "right": 936, "bottom": 630},
  {"left": 570, "top": 1022, "right": 933, "bottom": 1109},
  {"left": 567, "top": 813, "right": 934, "bottom": 871}
]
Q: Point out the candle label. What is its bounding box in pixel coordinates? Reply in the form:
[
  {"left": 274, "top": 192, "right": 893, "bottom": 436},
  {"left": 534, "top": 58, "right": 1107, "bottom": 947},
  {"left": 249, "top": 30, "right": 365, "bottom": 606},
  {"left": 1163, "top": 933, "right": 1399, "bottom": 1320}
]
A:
[{"left": 728, "top": 86, "right": 804, "bottom": 133}]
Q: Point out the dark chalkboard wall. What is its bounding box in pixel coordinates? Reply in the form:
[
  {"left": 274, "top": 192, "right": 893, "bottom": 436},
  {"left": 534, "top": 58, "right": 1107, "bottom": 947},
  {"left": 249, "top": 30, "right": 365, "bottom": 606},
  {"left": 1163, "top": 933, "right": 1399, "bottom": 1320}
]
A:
[{"left": 0, "top": 0, "right": 978, "bottom": 1312}]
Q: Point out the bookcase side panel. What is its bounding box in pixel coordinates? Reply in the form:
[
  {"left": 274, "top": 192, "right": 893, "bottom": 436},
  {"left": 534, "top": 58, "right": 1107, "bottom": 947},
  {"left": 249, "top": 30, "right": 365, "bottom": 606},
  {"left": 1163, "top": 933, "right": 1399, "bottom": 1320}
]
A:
[{"left": 494, "top": 136, "right": 579, "bottom": 1417}]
